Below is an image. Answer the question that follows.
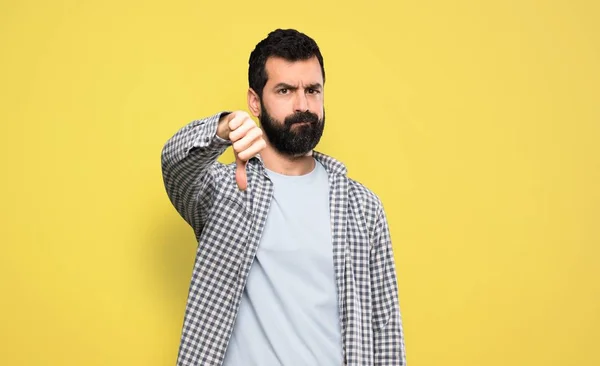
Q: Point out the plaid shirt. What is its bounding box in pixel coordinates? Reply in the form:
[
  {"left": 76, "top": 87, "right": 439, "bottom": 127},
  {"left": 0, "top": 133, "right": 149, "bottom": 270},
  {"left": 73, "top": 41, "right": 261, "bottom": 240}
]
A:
[{"left": 161, "top": 112, "right": 407, "bottom": 366}]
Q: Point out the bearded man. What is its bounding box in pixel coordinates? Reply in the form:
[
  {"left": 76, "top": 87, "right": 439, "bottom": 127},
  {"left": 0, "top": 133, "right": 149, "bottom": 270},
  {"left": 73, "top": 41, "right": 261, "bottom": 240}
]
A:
[{"left": 161, "top": 28, "right": 407, "bottom": 366}]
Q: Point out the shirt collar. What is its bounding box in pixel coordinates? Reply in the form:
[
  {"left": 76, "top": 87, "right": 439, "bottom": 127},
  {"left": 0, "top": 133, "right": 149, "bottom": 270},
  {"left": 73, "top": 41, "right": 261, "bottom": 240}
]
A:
[{"left": 249, "top": 150, "right": 347, "bottom": 177}]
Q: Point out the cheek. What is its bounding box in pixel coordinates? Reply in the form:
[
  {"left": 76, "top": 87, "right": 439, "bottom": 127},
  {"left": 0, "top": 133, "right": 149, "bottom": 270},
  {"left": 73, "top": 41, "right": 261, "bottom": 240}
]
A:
[
  {"left": 265, "top": 99, "right": 292, "bottom": 119},
  {"left": 308, "top": 96, "right": 324, "bottom": 111},
  {"left": 310, "top": 103, "right": 324, "bottom": 119}
]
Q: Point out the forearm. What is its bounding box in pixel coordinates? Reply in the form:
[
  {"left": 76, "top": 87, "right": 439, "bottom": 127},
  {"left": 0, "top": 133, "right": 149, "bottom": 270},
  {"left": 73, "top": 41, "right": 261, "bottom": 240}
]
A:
[
  {"left": 371, "top": 206, "right": 407, "bottom": 365},
  {"left": 373, "top": 297, "right": 407, "bottom": 365},
  {"left": 161, "top": 111, "right": 232, "bottom": 232}
]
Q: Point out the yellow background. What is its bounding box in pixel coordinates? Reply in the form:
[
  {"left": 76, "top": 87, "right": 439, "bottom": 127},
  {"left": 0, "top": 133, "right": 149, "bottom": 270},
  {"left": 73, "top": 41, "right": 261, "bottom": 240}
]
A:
[{"left": 1, "top": 0, "right": 598, "bottom": 365}]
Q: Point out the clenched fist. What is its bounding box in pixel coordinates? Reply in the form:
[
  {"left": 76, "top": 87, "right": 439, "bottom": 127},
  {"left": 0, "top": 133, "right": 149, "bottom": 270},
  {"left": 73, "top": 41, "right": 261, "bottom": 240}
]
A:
[{"left": 217, "top": 111, "right": 267, "bottom": 190}]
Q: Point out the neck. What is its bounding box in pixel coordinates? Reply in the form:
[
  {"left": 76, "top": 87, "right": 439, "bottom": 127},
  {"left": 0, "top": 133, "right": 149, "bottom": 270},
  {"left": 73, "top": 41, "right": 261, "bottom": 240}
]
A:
[{"left": 260, "top": 145, "right": 316, "bottom": 176}]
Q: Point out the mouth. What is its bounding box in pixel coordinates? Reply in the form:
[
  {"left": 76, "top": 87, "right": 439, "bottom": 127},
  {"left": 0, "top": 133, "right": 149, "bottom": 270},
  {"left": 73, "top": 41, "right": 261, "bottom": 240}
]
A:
[{"left": 292, "top": 121, "right": 313, "bottom": 126}]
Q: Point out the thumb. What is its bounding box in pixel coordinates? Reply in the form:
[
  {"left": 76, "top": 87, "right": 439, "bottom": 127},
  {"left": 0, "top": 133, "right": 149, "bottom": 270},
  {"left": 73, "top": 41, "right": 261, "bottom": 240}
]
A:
[{"left": 235, "top": 155, "right": 248, "bottom": 191}]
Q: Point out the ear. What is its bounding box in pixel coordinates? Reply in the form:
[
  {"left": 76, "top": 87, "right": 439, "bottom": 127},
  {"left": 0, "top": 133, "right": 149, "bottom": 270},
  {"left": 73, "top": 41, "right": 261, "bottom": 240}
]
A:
[{"left": 247, "top": 88, "right": 261, "bottom": 117}]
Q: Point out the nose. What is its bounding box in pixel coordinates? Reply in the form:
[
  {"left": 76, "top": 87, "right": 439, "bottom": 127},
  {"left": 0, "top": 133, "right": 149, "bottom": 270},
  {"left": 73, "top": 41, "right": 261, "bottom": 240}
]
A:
[{"left": 293, "top": 92, "right": 309, "bottom": 113}]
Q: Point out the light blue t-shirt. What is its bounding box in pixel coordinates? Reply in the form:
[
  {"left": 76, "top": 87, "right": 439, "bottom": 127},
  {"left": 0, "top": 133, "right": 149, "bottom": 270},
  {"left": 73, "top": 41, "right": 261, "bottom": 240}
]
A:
[{"left": 222, "top": 159, "right": 342, "bottom": 366}]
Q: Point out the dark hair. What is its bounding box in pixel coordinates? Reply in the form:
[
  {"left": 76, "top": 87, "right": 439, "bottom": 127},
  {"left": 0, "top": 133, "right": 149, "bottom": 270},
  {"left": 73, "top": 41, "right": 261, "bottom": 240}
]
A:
[{"left": 248, "top": 29, "right": 325, "bottom": 98}]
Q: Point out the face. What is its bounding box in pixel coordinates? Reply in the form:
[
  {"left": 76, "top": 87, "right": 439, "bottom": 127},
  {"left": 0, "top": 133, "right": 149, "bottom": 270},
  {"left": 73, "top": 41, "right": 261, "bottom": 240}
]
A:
[{"left": 249, "top": 56, "right": 325, "bottom": 156}]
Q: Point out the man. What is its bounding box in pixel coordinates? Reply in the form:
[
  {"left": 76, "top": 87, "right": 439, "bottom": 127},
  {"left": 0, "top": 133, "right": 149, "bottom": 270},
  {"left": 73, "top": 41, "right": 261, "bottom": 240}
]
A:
[{"left": 161, "top": 28, "right": 406, "bottom": 366}]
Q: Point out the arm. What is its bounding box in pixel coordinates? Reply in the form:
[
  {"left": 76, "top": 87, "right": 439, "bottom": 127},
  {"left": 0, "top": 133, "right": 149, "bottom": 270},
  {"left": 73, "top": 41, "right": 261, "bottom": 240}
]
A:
[
  {"left": 161, "top": 112, "right": 232, "bottom": 238},
  {"left": 371, "top": 205, "right": 407, "bottom": 365}
]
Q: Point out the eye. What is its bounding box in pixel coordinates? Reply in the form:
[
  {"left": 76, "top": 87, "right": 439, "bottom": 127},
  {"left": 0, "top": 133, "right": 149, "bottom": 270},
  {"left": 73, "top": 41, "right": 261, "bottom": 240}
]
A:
[
  {"left": 278, "top": 88, "right": 289, "bottom": 94},
  {"left": 307, "top": 88, "right": 320, "bottom": 94}
]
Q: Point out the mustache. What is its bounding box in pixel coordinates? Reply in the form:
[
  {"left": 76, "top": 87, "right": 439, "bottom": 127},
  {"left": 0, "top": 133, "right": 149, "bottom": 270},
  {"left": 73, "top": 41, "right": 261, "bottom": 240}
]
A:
[{"left": 284, "top": 111, "right": 320, "bottom": 127}]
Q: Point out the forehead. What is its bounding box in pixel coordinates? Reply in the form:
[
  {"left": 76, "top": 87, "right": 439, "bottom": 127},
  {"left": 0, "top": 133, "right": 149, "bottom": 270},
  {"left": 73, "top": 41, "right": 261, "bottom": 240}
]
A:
[{"left": 264, "top": 56, "right": 323, "bottom": 86}]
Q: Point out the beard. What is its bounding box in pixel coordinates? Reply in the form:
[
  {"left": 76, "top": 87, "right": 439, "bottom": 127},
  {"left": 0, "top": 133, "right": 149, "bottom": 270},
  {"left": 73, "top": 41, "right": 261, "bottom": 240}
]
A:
[{"left": 259, "top": 102, "right": 325, "bottom": 157}]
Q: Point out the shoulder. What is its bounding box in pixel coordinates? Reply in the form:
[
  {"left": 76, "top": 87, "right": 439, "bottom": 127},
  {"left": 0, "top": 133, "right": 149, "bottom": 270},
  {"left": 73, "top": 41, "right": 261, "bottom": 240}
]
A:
[
  {"left": 314, "top": 150, "right": 385, "bottom": 218},
  {"left": 346, "top": 176, "right": 385, "bottom": 221}
]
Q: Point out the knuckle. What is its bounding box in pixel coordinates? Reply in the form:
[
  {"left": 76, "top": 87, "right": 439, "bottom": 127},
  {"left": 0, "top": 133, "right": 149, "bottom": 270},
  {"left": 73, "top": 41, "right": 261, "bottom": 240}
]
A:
[
  {"left": 233, "top": 140, "right": 245, "bottom": 152},
  {"left": 228, "top": 120, "right": 237, "bottom": 130},
  {"left": 238, "top": 150, "right": 249, "bottom": 160}
]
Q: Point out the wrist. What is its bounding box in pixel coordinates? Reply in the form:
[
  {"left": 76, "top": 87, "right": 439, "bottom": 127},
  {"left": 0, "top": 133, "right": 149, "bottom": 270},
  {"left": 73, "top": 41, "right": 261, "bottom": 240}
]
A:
[{"left": 216, "top": 112, "right": 232, "bottom": 140}]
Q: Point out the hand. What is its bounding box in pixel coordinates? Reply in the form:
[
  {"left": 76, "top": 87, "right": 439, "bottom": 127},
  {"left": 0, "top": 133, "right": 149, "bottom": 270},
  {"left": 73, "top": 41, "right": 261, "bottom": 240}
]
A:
[{"left": 218, "top": 111, "right": 266, "bottom": 190}]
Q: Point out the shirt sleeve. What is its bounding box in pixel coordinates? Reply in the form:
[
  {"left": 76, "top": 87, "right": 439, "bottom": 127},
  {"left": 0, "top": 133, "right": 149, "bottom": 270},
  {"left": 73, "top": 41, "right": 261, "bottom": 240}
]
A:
[
  {"left": 370, "top": 205, "right": 408, "bottom": 365},
  {"left": 161, "top": 111, "right": 232, "bottom": 239}
]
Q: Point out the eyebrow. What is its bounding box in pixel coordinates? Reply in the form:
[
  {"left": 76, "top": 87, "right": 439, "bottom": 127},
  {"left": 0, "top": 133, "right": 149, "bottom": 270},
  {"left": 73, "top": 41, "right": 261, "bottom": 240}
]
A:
[{"left": 273, "top": 82, "right": 323, "bottom": 91}]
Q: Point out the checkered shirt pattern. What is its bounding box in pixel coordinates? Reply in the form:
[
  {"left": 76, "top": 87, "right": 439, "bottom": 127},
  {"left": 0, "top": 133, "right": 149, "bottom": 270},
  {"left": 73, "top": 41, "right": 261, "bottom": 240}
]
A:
[{"left": 161, "top": 112, "right": 407, "bottom": 366}]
